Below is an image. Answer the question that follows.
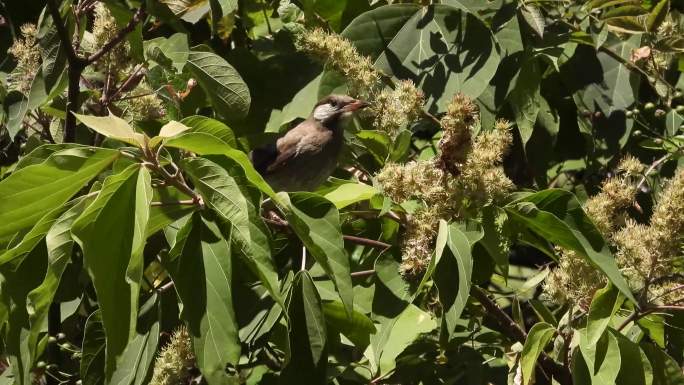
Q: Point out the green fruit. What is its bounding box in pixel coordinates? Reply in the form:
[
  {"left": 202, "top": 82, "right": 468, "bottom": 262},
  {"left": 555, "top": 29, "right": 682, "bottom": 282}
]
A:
[
  {"left": 56, "top": 332, "right": 66, "bottom": 341},
  {"left": 644, "top": 102, "right": 656, "bottom": 110},
  {"left": 632, "top": 108, "right": 640, "bottom": 115},
  {"left": 633, "top": 130, "right": 642, "bottom": 136},
  {"left": 36, "top": 361, "right": 47, "bottom": 369},
  {"left": 626, "top": 110, "right": 634, "bottom": 118},
  {"left": 676, "top": 105, "right": 684, "bottom": 113}
]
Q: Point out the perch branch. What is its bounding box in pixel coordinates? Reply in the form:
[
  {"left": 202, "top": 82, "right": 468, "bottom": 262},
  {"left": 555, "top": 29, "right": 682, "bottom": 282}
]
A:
[{"left": 471, "top": 286, "right": 572, "bottom": 385}]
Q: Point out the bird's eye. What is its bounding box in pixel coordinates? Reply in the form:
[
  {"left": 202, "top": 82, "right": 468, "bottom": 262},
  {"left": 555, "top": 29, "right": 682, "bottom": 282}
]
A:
[{"left": 330, "top": 101, "right": 338, "bottom": 108}]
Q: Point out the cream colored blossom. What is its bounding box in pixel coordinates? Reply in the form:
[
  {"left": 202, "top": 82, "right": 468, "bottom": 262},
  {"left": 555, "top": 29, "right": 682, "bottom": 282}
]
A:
[
  {"left": 150, "top": 326, "right": 195, "bottom": 385},
  {"left": 400, "top": 207, "right": 440, "bottom": 279},
  {"left": 438, "top": 94, "right": 477, "bottom": 169},
  {"left": 117, "top": 81, "right": 166, "bottom": 121},
  {"left": 294, "top": 28, "right": 380, "bottom": 96},
  {"left": 371, "top": 80, "right": 424, "bottom": 136},
  {"left": 92, "top": 3, "right": 130, "bottom": 71},
  {"left": 8, "top": 24, "right": 40, "bottom": 93}
]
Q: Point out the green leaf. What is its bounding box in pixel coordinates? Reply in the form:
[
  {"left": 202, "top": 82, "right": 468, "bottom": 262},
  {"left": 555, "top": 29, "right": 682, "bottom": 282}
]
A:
[
  {"left": 26, "top": 197, "right": 91, "bottom": 356},
  {"left": 602, "top": 5, "right": 649, "bottom": 18},
  {"left": 611, "top": 329, "right": 653, "bottom": 385},
  {"left": 573, "top": 34, "right": 641, "bottom": 115},
  {"left": 186, "top": 50, "right": 251, "bottom": 120},
  {"left": 520, "top": 322, "right": 555, "bottom": 385},
  {"left": 71, "top": 165, "right": 152, "bottom": 378},
  {"left": 181, "top": 157, "right": 284, "bottom": 309},
  {"left": 6, "top": 69, "right": 50, "bottom": 138},
  {"left": 109, "top": 295, "right": 160, "bottom": 385},
  {"left": 0, "top": 242, "right": 47, "bottom": 385},
  {"left": 649, "top": 1, "right": 672, "bottom": 34},
  {"left": 323, "top": 300, "right": 376, "bottom": 349},
  {"left": 179, "top": 115, "right": 237, "bottom": 147},
  {"left": 0, "top": 147, "right": 118, "bottom": 242},
  {"left": 146, "top": 187, "right": 195, "bottom": 237},
  {"left": 587, "top": 284, "right": 624, "bottom": 345},
  {"left": 164, "top": 132, "right": 279, "bottom": 202},
  {"left": 166, "top": 213, "right": 240, "bottom": 384},
  {"left": 280, "top": 192, "right": 354, "bottom": 316},
  {"left": 81, "top": 311, "right": 106, "bottom": 385},
  {"left": 505, "top": 189, "right": 636, "bottom": 303},
  {"left": 73, "top": 112, "right": 146, "bottom": 147},
  {"left": 433, "top": 223, "right": 474, "bottom": 338},
  {"left": 376, "top": 304, "right": 437, "bottom": 375},
  {"left": 0, "top": 201, "right": 70, "bottom": 266},
  {"left": 149, "top": 120, "right": 192, "bottom": 147},
  {"left": 323, "top": 182, "right": 377, "bottom": 209},
  {"left": 281, "top": 271, "right": 328, "bottom": 384},
  {"left": 356, "top": 130, "right": 391, "bottom": 165},
  {"left": 337, "top": 4, "right": 500, "bottom": 109},
  {"left": 641, "top": 342, "right": 684, "bottom": 385},
  {"left": 520, "top": 4, "right": 545, "bottom": 38},
  {"left": 509, "top": 55, "right": 541, "bottom": 147}
]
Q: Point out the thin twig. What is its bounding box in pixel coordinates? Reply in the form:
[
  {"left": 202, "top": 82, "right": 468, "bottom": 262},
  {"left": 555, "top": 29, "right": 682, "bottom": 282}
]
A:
[
  {"left": 471, "top": 286, "right": 572, "bottom": 385},
  {"left": 636, "top": 153, "right": 672, "bottom": 192},
  {"left": 343, "top": 235, "right": 391, "bottom": 250}
]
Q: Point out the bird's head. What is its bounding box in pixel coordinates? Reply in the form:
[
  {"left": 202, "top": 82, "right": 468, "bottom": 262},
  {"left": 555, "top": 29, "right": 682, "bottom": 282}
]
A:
[{"left": 312, "top": 94, "right": 369, "bottom": 127}]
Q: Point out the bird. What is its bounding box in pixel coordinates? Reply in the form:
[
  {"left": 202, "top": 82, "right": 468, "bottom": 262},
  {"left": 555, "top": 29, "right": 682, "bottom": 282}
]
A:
[{"left": 250, "top": 94, "right": 368, "bottom": 192}]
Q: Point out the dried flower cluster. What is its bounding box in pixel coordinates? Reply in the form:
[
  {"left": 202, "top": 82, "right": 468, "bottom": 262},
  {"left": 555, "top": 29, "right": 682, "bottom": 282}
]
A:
[
  {"left": 294, "top": 28, "right": 380, "bottom": 97},
  {"left": 377, "top": 96, "right": 514, "bottom": 278},
  {"left": 8, "top": 24, "right": 40, "bottom": 93},
  {"left": 370, "top": 80, "right": 425, "bottom": 136},
  {"left": 544, "top": 159, "right": 684, "bottom": 307},
  {"left": 150, "top": 326, "right": 195, "bottom": 385}
]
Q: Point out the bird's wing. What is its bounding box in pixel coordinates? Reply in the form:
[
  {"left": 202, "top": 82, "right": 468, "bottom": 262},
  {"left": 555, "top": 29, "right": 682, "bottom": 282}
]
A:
[{"left": 264, "top": 120, "right": 331, "bottom": 174}]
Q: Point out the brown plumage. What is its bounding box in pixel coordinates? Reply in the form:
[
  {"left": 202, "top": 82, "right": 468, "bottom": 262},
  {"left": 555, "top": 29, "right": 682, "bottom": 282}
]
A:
[{"left": 251, "top": 95, "right": 368, "bottom": 192}]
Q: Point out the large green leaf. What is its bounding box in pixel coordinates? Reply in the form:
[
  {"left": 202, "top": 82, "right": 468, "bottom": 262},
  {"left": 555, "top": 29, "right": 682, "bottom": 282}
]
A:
[
  {"left": 281, "top": 271, "right": 328, "bottom": 384},
  {"left": 337, "top": 4, "right": 500, "bottom": 109},
  {"left": 164, "top": 132, "right": 279, "bottom": 202},
  {"left": 323, "top": 182, "right": 378, "bottom": 209},
  {"left": 71, "top": 165, "right": 152, "bottom": 378},
  {"left": 0, "top": 147, "right": 118, "bottom": 242},
  {"left": 433, "top": 222, "right": 475, "bottom": 338},
  {"left": 520, "top": 322, "right": 555, "bottom": 385},
  {"left": 6, "top": 69, "right": 50, "bottom": 138},
  {"left": 166, "top": 213, "right": 240, "bottom": 384},
  {"left": 279, "top": 192, "right": 354, "bottom": 316},
  {"left": 0, "top": 243, "right": 47, "bottom": 385},
  {"left": 509, "top": 55, "right": 541, "bottom": 147},
  {"left": 73, "top": 113, "right": 146, "bottom": 147},
  {"left": 573, "top": 34, "right": 641, "bottom": 115},
  {"left": 26, "top": 197, "right": 91, "bottom": 357},
  {"left": 322, "top": 300, "right": 376, "bottom": 349},
  {"left": 179, "top": 115, "right": 237, "bottom": 147},
  {"left": 109, "top": 295, "right": 160, "bottom": 385},
  {"left": 186, "top": 50, "right": 251, "bottom": 120},
  {"left": 181, "top": 157, "right": 283, "bottom": 309},
  {"left": 505, "top": 189, "right": 635, "bottom": 303},
  {"left": 81, "top": 311, "right": 106, "bottom": 385}
]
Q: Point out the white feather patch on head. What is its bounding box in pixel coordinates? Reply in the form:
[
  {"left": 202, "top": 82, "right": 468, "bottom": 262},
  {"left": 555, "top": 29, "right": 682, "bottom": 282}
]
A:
[{"left": 313, "top": 103, "right": 338, "bottom": 121}]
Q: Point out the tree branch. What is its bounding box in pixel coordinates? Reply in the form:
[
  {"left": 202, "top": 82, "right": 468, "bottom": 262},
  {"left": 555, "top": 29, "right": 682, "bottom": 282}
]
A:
[{"left": 470, "top": 286, "right": 572, "bottom": 385}]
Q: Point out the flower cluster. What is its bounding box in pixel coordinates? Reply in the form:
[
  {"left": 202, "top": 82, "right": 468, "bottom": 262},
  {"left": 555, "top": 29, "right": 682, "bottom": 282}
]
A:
[
  {"left": 294, "top": 28, "right": 380, "bottom": 97},
  {"left": 8, "top": 24, "right": 40, "bottom": 94},
  {"left": 92, "top": 3, "right": 130, "bottom": 73},
  {"left": 376, "top": 97, "right": 514, "bottom": 279},
  {"left": 150, "top": 326, "right": 195, "bottom": 385},
  {"left": 614, "top": 168, "right": 684, "bottom": 302},
  {"left": 544, "top": 159, "right": 684, "bottom": 307},
  {"left": 438, "top": 94, "right": 477, "bottom": 169},
  {"left": 371, "top": 80, "right": 425, "bottom": 136},
  {"left": 543, "top": 157, "right": 643, "bottom": 305},
  {"left": 117, "top": 81, "right": 166, "bottom": 121},
  {"left": 457, "top": 120, "right": 514, "bottom": 209}
]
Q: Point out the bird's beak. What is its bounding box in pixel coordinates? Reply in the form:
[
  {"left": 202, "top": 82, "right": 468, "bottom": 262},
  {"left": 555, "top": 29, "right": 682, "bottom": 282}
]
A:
[{"left": 344, "top": 99, "right": 369, "bottom": 112}]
